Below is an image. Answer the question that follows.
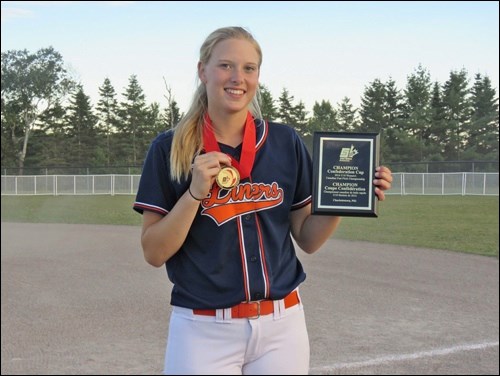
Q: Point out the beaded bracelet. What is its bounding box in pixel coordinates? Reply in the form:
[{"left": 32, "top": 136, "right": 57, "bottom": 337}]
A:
[{"left": 188, "top": 186, "right": 204, "bottom": 201}]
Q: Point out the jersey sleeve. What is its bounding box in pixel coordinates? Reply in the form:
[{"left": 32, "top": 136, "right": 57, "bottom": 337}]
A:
[
  {"left": 291, "top": 130, "right": 313, "bottom": 210},
  {"left": 133, "top": 132, "right": 177, "bottom": 216}
]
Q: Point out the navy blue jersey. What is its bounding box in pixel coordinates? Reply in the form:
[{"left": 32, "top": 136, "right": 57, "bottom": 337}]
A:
[{"left": 133, "top": 119, "right": 313, "bottom": 309}]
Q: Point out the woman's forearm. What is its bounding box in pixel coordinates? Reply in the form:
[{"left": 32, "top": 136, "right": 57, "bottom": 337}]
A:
[{"left": 290, "top": 204, "right": 342, "bottom": 254}]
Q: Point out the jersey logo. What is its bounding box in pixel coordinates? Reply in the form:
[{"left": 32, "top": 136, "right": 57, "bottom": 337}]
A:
[{"left": 200, "top": 182, "right": 284, "bottom": 226}]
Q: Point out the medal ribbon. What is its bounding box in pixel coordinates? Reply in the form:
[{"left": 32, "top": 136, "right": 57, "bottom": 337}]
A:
[{"left": 202, "top": 111, "right": 256, "bottom": 180}]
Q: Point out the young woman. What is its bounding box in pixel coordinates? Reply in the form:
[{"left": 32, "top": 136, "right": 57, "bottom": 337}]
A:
[{"left": 134, "top": 26, "right": 393, "bottom": 375}]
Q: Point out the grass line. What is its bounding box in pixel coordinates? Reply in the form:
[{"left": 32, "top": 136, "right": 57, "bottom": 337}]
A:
[{"left": 1, "top": 195, "right": 498, "bottom": 257}]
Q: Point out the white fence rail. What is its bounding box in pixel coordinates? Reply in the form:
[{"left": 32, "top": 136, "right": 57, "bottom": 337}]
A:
[
  {"left": 389, "top": 172, "right": 498, "bottom": 195},
  {"left": 1, "top": 173, "right": 499, "bottom": 196},
  {"left": 1, "top": 174, "right": 141, "bottom": 196}
]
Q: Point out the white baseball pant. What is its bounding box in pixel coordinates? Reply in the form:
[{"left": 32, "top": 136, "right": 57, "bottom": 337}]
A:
[{"left": 163, "top": 300, "right": 310, "bottom": 375}]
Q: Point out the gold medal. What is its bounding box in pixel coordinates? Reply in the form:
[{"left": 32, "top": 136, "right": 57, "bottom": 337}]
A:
[{"left": 216, "top": 166, "right": 240, "bottom": 189}]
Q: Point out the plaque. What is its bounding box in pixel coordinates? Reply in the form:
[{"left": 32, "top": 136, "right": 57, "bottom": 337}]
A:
[{"left": 312, "top": 132, "right": 380, "bottom": 217}]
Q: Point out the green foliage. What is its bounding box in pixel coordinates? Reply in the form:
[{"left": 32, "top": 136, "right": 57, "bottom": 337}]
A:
[
  {"left": 336, "top": 97, "right": 358, "bottom": 132},
  {"left": 441, "top": 69, "right": 472, "bottom": 160},
  {"left": 96, "top": 77, "right": 120, "bottom": 165},
  {"left": 259, "top": 84, "right": 278, "bottom": 121},
  {"left": 277, "top": 88, "right": 309, "bottom": 135},
  {"left": 118, "top": 74, "right": 150, "bottom": 165},
  {"left": 277, "top": 88, "right": 296, "bottom": 124},
  {"left": 359, "top": 78, "right": 388, "bottom": 133},
  {"left": 65, "top": 85, "right": 99, "bottom": 166},
  {"left": 467, "top": 74, "right": 499, "bottom": 159},
  {"left": 1, "top": 46, "right": 499, "bottom": 171},
  {"left": 1, "top": 47, "right": 75, "bottom": 171},
  {"left": 309, "top": 100, "right": 337, "bottom": 133}
]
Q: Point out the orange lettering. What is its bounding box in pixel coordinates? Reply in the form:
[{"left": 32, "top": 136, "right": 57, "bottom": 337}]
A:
[{"left": 200, "top": 182, "right": 284, "bottom": 226}]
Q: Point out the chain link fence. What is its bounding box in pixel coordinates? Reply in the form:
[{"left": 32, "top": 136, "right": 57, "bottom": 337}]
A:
[{"left": 2, "top": 172, "right": 498, "bottom": 196}]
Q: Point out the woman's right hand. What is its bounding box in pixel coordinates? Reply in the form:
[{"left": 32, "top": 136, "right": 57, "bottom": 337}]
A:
[{"left": 190, "top": 151, "right": 232, "bottom": 199}]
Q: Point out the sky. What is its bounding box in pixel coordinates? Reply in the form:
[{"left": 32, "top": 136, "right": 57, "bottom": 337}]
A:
[{"left": 1, "top": 1, "right": 499, "bottom": 114}]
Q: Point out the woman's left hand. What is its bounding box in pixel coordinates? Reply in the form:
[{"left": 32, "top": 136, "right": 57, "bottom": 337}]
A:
[{"left": 373, "top": 166, "right": 393, "bottom": 201}]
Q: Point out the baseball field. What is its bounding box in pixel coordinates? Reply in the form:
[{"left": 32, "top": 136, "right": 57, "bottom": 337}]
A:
[{"left": 1, "top": 195, "right": 498, "bottom": 374}]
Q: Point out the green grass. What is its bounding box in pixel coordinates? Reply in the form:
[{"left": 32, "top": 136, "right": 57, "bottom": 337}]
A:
[
  {"left": 335, "top": 195, "right": 499, "bottom": 257},
  {"left": 1, "top": 195, "right": 498, "bottom": 257},
  {"left": 1, "top": 195, "right": 142, "bottom": 226}
]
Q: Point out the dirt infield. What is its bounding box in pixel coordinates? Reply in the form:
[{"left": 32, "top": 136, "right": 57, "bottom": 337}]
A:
[{"left": 1, "top": 222, "right": 498, "bottom": 375}]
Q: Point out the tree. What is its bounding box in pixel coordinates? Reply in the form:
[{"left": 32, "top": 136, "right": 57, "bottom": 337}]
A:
[
  {"left": 96, "top": 78, "right": 119, "bottom": 165},
  {"left": 385, "top": 78, "right": 403, "bottom": 127},
  {"left": 308, "top": 100, "right": 337, "bottom": 133},
  {"left": 258, "top": 84, "right": 277, "bottom": 121},
  {"left": 383, "top": 78, "right": 404, "bottom": 158},
  {"left": 65, "top": 85, "right": 98, "bottom": 166},
  {"left": 277, "top": 88, "right": 296, "bottom": 125},
  {"left": 441, "top": 69, "right": 471, "bottom": 160},
  {"left": 1, "top": 98, "right": 21, "bottom": 167},
  {"left": 359, "top": 79, "right": 387, "bottom": 133},
  {"left": 401, "top": 65, "right": 432, "bottom": 160},
  {"left": 466, "top": 74, "right": 499, "bottom": 160},
  {"left": 1, "top": 47, "right": 75, "bottom": 173},
  {"left": 30, "top": 99, "right": 67, "bottom": 168},
  {"left": 292, "top": 100, "right": 309, "bottom": 136},
  {"left": 428, "top": 81, "right": 448, "bottom": 159},
  {"left": 147, "top": 102, "right": 166, "bottom": 138},
  {"left": 117, "top": 74, "right": 149, "bottom": 165},
  {"left": 277, "top": 88, "right": 308, "bottom": 136},
  {"left": 162, "top": 78, "right": 182, "bottom": 130},
  {"left": 336, "top": 97, "right": 358, "bottom": 132},
  {"left": 359, "top": 78, "right": 404, "bottom": 162}
]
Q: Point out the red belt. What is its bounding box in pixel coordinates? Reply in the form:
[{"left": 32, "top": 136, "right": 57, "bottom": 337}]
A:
[{"left": 193, "top": 290, "right": 300, "bottom": 319}]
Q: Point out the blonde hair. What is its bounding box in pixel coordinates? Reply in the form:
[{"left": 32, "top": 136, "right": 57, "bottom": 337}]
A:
[{"left": 170, "top": 26, "right": 263, "bottom": 182}]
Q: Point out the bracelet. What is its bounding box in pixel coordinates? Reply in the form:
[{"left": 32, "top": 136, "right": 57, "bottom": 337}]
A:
[{"left": 188, "top": 186, "right": 204, "bottom": 201}]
